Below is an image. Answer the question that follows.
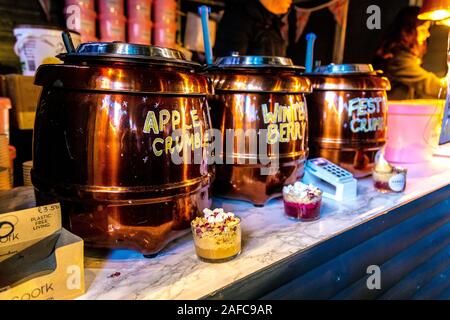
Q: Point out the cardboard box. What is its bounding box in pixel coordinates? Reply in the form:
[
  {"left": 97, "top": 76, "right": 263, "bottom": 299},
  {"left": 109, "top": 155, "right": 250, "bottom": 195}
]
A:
[
  {"left": 0, "top": 203, "right": 85, "bottom": 300},
  {"left": 0, "top": 203, "right": 62, "bottom": 262},
  {"left": 4, "top": 74, "right": 42, "bottom": 130},
  {"left": 0, "top": 229, "right": 85, "bottom": 300}
]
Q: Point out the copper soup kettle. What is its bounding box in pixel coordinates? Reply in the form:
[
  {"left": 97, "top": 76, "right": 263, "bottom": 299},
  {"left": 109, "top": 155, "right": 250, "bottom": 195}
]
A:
[{"left": 32, "top": 42, "right": 213, "bottom": 255}]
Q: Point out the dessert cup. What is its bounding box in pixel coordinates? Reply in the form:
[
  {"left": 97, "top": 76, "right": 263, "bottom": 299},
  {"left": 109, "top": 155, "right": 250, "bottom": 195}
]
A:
[
  {"left": 283, "top": 200, "right": 322, "bottom": 221},
  {"left": 373, "top": 152, "right": 407, "bottom": 193},
  {"left": 283, "top": 182, "right": 322, "bottom": 221},
  {"left": 373, "top": 166, "right": 407, "bottom": 193},
  {"left": 191, "top": 209, "right": 241, "bottom": 263}
]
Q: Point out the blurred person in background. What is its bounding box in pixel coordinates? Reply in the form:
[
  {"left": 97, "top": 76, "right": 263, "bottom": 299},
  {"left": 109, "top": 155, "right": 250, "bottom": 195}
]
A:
[
  {"left": 214, "top": 0, "right": 292, "bottom": 57},
  {"left": 373, "top": 6, "right": 446, "bottom": 100}
]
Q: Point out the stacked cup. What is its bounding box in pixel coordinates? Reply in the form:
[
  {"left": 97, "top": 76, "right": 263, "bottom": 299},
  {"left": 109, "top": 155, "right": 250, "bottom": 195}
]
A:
[
  {"left": 0, "top": 98, "right": 12, "bottom": 190},
  {"left": 0, "top": 135, "right": 10, "bottom": 190},
  {"left": 153, "top": 0, "right": 177, "bottom": 47},
  {"left": 128, "top": 0, "right": 152, "bottom": 45},
  {"left": 23, "top": 161, "right": 33, "bottom": 187},
  {"left": 98, "top": 0, "right": 126, "bottom": 42},
  {"left": 64, "top": 0, "right": 98, "bottom": 42}
]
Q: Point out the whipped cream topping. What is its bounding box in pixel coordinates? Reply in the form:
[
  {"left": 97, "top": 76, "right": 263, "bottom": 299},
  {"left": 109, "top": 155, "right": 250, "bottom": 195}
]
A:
[
  {"left": 203, "top": 208, "right": 236, "bottom": 224},
  {"left": 283, "top": 182, "right": 322, "bottom": 204},
  {"left": 374, "top": 152, "right": 392, "bottom": 173},
  {"left": 373, "top": 165, "right": 407, "bottom": 184}
]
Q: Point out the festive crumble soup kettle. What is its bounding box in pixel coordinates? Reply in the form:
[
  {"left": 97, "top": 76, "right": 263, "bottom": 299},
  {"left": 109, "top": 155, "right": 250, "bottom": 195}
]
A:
[
  {"left": 206, "top": 54, "right": 312, "bottom": 206},
  {"left": 306, "top": 64, "right": 391, "bottom": 177},
  {"left": 32, "top": 42, "right": 213, "bottom": 255}
]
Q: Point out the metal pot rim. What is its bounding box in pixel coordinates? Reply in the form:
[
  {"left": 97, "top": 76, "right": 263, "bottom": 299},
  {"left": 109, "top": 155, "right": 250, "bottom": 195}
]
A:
[{"left": 60, "top": 42, "right": 201, "bottom": 68}]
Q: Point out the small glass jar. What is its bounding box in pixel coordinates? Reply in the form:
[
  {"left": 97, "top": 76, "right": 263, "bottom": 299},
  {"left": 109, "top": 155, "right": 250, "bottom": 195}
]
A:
[
  {"left": 191, "top": 217, "right": 241, "bottom": 263},
  {"left": 373, "top": 166, "right": 407, "bottom": 193},
  {"left": 283, "top": 183, "right": 323, "bottom": 221}
]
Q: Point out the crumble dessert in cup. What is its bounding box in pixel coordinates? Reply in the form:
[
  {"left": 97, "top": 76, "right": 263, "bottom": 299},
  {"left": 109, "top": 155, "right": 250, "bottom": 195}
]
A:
[
  {"left": 191, "top": 208, "right": 241, "bottom": 263},
  {"left": 282, "top": 182, "right": 323, "bottom": 221},
  {"left": 373, "top": 153, "right": 407, "bottom": 193}
]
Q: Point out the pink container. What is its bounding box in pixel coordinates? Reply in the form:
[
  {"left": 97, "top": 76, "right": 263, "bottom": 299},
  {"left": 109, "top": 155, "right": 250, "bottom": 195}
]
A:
[
  {"left": 128, "top": 19, "right": 152, "bottom": 45},
  {"left": 385, "top": 100, "right": 444, "bottom": 163},
  {"left": 153, "top": 0, "right": 177, "bottom": 25},
  {"left": 128, "top": 0, "right": 152, "bottom": 20},
  {"left": 98, "top": 0, "right": 124, "bottom": 15},
  {"left": 153, "top": 23, "right": 177, "bottom": 47},
  {"left": 64, "top": 7, "right": 97, "bottom": 37},
  {"left": 65, "top": 0, "right": 95, "bottom": 10},
  {"left": 99, "top": 14, "right": 126, "bottom": 42}
]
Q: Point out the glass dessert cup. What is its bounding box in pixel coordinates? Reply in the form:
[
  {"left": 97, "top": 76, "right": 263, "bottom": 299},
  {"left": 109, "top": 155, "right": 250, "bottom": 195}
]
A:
[
  {"left": 282, "top": 182, "right": 323, "bottom": 221},
  {"left": 283, "top": 199, "right": 322, "bottom": 221},
  {"left": 372, "top": 151, "right": 407, "bottom": 193},
  {"left": 191, "top": 216, "right": 241, "bottom": 263},
  {"left": 373, "top": 166, "right": 407, "bottom": 193}
]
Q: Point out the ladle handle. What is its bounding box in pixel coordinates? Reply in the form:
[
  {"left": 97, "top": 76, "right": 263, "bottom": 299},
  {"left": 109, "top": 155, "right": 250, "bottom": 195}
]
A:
[
  {"left": 198, "top": 5, "right": 213, "bottom": 65},
  {"left": 62, "top": 30, "right": 76, "bottom": 54},
  {"left": 305, "top": 33, "right": 317, "bottom": 73}
]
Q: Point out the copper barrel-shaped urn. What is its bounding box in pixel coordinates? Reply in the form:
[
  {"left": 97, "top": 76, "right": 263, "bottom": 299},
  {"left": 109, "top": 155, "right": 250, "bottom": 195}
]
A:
[
  {"left": 206, "top": 55, "right": 311, "bottom": 206},
  {"left": 32, "top": 43, "right": 213, "bottom": 255},
  {"left": 306, "top": 64, "right": 391, "bottom": 177}
]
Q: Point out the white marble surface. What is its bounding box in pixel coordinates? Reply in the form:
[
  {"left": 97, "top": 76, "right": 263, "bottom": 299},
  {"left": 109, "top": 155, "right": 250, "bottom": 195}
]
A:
[{"left": 79, "top": 156, "right": 450, "bottom": 300}]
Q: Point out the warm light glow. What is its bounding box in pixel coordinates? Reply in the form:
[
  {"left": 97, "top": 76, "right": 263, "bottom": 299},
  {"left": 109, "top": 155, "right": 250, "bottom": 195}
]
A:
[
  {"left": 437, "top": 17, "right": 450, "bottom": 26},
  {"left": 418, "top": 9, "right": 450, "bottom": 21},
  {"left": 418, "top": 0, "right": 450, "bottom": 21}
]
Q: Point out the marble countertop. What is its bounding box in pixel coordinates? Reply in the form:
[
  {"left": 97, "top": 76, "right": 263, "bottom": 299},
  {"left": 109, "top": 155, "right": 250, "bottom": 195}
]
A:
[{"left": 80, "top": 157, "right": 450, "bottom": 300}]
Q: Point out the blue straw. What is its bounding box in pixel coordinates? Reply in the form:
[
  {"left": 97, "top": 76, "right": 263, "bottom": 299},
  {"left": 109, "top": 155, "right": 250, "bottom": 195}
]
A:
[
  {"left": 305, "top": 33, "right": 317, "bottom": 73},
  {"left": 198, "top": 5, "right": 213, "bottom": 65}
]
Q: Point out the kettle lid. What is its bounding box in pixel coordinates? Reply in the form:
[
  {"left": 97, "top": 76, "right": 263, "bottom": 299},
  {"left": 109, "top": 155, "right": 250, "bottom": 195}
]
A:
[
  {"left": 214, "top": 53, "right": 305, "bottom": 70},
  {"left": 307, "top": 63, "right": 391, "bottom": 91},
  {"left": 61, "top": 42, "right": 200, "bottom": 68},
  {"left": 34, "top": 42, "right": 212, "bottom": 95},
  {"left": 312, "top": 63, "right": 375, "bottom": 75}
]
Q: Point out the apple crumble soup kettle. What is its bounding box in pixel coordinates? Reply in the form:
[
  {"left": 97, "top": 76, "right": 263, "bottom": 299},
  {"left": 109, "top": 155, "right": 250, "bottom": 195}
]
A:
[
  {"left": 206, "top": 55, "right": 312, "bottom": 206},
  {"left": 31, "top": 38, "right": 214, "bottom": 255},
  {"left": 305, "top": 64, "right": 391, "bottom": 177}
]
